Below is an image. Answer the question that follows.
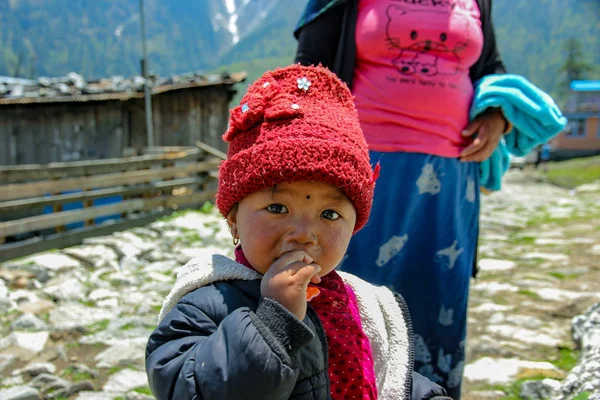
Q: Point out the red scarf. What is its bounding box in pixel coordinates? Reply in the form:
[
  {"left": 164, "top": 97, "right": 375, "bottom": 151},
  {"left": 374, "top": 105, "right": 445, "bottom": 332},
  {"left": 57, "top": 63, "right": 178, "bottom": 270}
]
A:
[{"left": 235, "top": 246, "right": 377, "bottom": 399}]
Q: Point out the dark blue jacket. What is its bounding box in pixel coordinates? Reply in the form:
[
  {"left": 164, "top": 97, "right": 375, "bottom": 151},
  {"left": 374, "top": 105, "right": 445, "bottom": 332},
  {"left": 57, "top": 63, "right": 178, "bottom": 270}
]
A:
[{"left": 146, "top": 277, "right": 451, "bottom": 399}]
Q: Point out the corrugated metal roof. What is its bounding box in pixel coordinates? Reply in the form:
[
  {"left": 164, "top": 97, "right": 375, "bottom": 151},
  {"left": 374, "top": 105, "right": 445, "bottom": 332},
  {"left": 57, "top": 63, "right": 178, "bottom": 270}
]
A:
[
  {"left": 570, "top": 80, "right": 600, "bottom": 91},
  {"left": 0, "top": 72, "right": 246, "bottom": 106}
]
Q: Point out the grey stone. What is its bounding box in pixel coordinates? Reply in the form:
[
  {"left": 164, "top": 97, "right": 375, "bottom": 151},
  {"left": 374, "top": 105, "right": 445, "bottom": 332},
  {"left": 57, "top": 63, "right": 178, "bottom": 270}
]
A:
[
  {"left": 29, "top": 373, "right": 70, "bottom": 391},
  {"left": 102, "top": 369, "right": 148, "bottom": 393},
  {"left": 11, "top": 313, "right": 49, "bottom": 331},
  {"left": 47, "top": 380, "right": 95, "bottom": 399},
  {"left": 73, "top": 391, "right": 117, "bottom": 400},
  {"left": 126, "top": 391, "right": 154, "bottom": 400},
  {"left": 520, "top": 378, "right": 561, "bottom": 400},
  {"left": 0, "top": 386, "right": 40, "bottom": 400},
  {"left": 0, "top": 332, "right": 49, "bottom": 354},
  {"left": 48, "top": 304, "right": 116, "bottom": 331},
  {"left": 23, "top": 362, "right": 56, "bottom": 377},
  {"left": 63, "top": 245, "right": 120, "bottom": 269},
  {"left": 478, "top": 259, "right": 517, "bottom": 272},
  {"left": 43, "top": 277, "right": 88, "bottom": 302},
  {"left": 94, "top": 337, "right": 147, "bottom": 368},
  {"left": 553, "top": 302, "right": 600, "bottom": 400},
  {"left": 0, "top": 354, "right": 17, "bottom": 374},
  {"left": 468, "top": 391, "right": 506, "bottom": 399}
]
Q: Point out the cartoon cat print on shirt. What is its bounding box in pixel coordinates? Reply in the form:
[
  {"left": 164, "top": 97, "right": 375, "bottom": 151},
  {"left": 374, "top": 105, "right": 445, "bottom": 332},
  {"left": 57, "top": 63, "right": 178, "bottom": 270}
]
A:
[{"left": 385, "top": 3, "right": 470, "bottom": 77}]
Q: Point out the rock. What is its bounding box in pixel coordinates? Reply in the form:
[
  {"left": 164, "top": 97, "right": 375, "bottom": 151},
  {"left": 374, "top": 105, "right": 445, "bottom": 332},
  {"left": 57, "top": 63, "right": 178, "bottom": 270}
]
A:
[
  {"left": 0, "top": 332, "right": 49, "bottom": 354},
  {"left": 534, "top": 238, "right": 572, "bottom": 246},
  {"left": 464, "top": 357, "right": 561, "bottom": 385},
  {"left": 47, "top": 380, "right": 95, "bottom": 399},
  {"left": 11, "top": 313, "right": 49, "bottom": 331},
  {"left": 94, "top": 337, "right": 147, "bottom": 368},
  {"left": 575, "top": 181, "right": 600, "bottom": 192},
  {"left": 17, "top": 298, "right": 55, "bottom": 314},
  {"left": 29, "top": 373, "right": 70, "bottom": 391},
  {"left": 534, "top": 287, "right": 600, "bottom": 302},
  {"left": 0, "top": 294, "right": 17, "bottom": 313},
  {"left": 62, "top": 363, "right": 98, "bottom": 379},
  {"left": 486, "top": 325, "right": 563, "bottom": 347},
  {"left": 469, "top": 390, "right": 506, "bottom": 399},
  {"left": 553, "top": 303, "right": 600, "bottom": 400},
  {"left": 471, "top": 281, "right": 519, "bottom": 294},
  {"left": 88, "top": 288, "right": 119, "bottom": 302},
  {"left": 126, "top": 391, "right": 154, "bottom": 400},
  {"left": 520, "top": 378, "right": 561, "bottom": 400},
  {"left": 22, "top": 362, "right": 56, "bottom": 377},
  {"left": 43, "top": 277, "right": 88, "bottom": 302},
  {"left": 63, "top": 245, "right": 120, "bottom": 269},
  {"left": 550, "top": 266, "right": 590, "bottom": 277},
  {"left": 48, "top": 304, "right": 116, "bottom": 331},
  {"left": 125, "top": 392, "right": 154, "bottom": 400},
  {"left": 0, "top": 354, "right": 17, "bottom": 374},
  {"left": 143, "top": 260, "right": 179, "bottom": 274},
  {"left": 521, "top": 252, "right": 569, "bottom": 263},
  {"left": 74, "top": 391, "right": 116, "bottom": 400},
  {"left": 102, "top": 369, "right": 148, "bottom": 393},
  {"left": 478, "top": 259, "right": 517, "bottom": 272},
  {"left": 12, "top": 253, "right": 82, "bottom": 275},
  {"left": 0, "top": 386, "right": 40, "bottom": 400}
]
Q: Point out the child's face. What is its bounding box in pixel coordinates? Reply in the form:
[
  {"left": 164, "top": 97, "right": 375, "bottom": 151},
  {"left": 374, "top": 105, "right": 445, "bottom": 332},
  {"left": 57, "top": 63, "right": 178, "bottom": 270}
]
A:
[{"left": 227, "top": 181, "right": 356, "bottom": 276}]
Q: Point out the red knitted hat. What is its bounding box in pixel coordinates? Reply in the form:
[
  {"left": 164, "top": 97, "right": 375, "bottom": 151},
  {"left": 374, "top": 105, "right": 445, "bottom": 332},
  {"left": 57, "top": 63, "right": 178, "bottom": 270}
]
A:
[{"left": 216, "top": 64, "right": 379, "bottom": 232}]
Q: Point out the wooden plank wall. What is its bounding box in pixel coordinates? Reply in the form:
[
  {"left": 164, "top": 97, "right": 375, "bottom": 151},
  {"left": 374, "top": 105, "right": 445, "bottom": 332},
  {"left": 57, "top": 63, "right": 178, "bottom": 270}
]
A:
[
  {"left": 0, "top": 102, "right": 128, "bottom": 166},
  {"left": 0, "top": 147, "right": 220, "bottom": 262},
  {"left": 0, "top": 84, "right": 234, "bottom": 166}
]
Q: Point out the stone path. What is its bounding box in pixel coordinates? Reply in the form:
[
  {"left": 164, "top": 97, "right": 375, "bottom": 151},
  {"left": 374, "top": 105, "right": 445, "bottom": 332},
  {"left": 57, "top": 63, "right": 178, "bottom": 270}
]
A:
[
  {"left": 463, "top": 171, "right": 600, "bottom": 399},
  {"left": 0, "top": 170, "right": 598, "bottom": 400}
]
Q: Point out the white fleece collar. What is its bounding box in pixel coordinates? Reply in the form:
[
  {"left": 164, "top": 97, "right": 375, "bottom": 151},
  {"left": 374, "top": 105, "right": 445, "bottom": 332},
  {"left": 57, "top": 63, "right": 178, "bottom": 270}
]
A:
[
  {"left": 159, "top": 256, "right": 411, "bottom": 399},
  {"left": 158, "top": 253, "right": 261, "bottom": 322}
]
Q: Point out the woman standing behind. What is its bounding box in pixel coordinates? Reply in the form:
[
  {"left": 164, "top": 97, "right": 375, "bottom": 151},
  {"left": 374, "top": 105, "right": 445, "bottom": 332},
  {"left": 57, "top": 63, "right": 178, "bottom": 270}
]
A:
[{"left": 295, "top": 0, "right": 509, "bottom": 397}]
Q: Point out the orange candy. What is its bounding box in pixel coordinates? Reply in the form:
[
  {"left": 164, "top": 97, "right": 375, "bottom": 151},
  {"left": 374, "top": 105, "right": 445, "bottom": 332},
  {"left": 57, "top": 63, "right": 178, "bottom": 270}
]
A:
[{"left": 306, "top": 286, "right": 320, "bottom": 302}]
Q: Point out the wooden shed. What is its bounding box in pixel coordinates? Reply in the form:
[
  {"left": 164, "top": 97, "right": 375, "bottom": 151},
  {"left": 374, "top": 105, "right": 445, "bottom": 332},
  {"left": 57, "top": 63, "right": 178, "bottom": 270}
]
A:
[{"left": 0, "top": 72, "right": 246, "bottom": 166}]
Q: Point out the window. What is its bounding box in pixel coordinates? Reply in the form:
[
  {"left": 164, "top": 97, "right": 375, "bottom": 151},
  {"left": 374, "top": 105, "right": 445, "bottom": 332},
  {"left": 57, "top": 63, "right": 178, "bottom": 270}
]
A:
[{"left": 564, "top": 118, "right": 587, "bottom": 138}]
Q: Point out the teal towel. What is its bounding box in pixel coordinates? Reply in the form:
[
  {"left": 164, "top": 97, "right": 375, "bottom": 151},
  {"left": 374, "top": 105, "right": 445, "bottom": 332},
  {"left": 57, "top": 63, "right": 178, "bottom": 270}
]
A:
[{"left": 471, "top": 74, "right": 567, "bottom": 191}]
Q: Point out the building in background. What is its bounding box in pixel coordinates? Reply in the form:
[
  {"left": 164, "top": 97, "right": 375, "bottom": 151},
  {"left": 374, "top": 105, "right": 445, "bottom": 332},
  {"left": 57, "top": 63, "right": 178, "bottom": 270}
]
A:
[
  {"left": 550, "top": 80, "right": 600, "bottom": 160},
  {"left": 0, "top": 71, "right": 245, "bottom": 165}
]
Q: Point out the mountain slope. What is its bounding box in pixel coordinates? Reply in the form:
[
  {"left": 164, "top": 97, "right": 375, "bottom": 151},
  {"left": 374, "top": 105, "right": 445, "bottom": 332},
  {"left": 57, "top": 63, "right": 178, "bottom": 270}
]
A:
[{"left": 0, "top": 0, "right": 597, "bottom": 104}]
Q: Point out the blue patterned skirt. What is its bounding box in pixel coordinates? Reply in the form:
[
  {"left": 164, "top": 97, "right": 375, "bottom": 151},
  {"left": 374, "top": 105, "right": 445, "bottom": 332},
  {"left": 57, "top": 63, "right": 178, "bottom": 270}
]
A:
[{"left": 340, "top": 151, "right": 480, "bottom": 398}]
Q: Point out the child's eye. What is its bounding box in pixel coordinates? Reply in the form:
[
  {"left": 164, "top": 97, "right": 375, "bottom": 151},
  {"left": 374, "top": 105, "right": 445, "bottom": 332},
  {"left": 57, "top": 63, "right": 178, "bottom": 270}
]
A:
[
  {"left": 321, "top": 210, "right": 340, "bottom": 220},
  {"left": 266, "top": 204, "right": 288, "bottom": 214}
]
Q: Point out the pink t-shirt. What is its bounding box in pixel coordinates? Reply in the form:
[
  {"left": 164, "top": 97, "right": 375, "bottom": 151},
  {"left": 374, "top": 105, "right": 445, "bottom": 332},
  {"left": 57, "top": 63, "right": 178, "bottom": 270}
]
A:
[{"left": 353, "top": 0, "right": 484, "bottom": 157}]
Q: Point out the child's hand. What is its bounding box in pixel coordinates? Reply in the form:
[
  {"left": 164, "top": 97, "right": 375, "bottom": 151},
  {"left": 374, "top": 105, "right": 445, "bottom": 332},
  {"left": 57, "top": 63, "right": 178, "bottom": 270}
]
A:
[{"left": 261, "top": 250, "right": 322, "bottom": 320}]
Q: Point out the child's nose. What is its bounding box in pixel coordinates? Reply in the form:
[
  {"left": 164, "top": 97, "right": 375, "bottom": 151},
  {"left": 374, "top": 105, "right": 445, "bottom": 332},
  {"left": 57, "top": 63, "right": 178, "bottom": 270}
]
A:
[{"left": 287, "top": 216, "right": 317, "bottom": 244}]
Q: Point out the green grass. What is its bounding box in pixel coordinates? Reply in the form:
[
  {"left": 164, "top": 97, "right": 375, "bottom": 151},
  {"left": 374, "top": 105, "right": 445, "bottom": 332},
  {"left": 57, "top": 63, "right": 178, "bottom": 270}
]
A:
[
  {"left": 134, "top": 387, "right": 153, "bottom": 395},
  {"left": 108, "top": 366, "right": 124, "bottom": 374},
  {"left": 544, "top": 155, "right": 600, "bottom": 189},
  {"left": 86, "top": 319, "right": 110, "bottom": 335},
  {"left": 552, "top": 347, "right": 580, "bottom": 371},
  {"left": 518, "top": 289, "right": 541, "bottom": 299},
  {"left": 119, "top": 322, "right": 137, "bottom": 331},
  {"left": 62, "top": 366, "right": 94, "bottom": 382},
  {"left": 151, "top": 304, "right": 162, "bottom": 313},
  {"left": 548, "top": 271, "right": 578, "bottom": 280},
  {"left": 573, "top": 392, "right": 590, "bottom": 400},
  {"left": 80, "top": 300, "right": 96, "bottom": 307},
  {"left": 198, "top": 201, "right": 214, "bottom": 214}
]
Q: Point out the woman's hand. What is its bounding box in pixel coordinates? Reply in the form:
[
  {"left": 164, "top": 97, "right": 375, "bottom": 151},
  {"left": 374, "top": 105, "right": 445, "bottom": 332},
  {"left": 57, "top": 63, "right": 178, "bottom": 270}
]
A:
[
  {"left": 261, "top": 250, "right": 321, "bottom": 320},
  {"left": 460, "top": 108, "right": 509, "bottom": 162}
]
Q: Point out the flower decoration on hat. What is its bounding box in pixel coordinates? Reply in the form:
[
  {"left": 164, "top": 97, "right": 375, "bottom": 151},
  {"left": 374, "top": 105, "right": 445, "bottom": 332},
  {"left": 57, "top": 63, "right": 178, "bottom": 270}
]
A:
[{"left": 297, "top": 76, "right": 311, "bottom": 92}]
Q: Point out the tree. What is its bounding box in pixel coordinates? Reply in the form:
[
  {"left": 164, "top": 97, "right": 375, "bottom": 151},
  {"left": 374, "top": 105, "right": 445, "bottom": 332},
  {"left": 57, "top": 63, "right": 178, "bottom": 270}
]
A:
[{"left": 559, "top": 38, "right": 595, "bottom": 87}]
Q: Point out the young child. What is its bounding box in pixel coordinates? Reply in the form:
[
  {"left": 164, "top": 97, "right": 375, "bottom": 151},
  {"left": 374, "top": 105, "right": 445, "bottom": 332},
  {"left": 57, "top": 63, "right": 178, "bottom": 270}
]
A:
[{"left": 145, "top": 65, "right": 451, "bottom": 400}]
